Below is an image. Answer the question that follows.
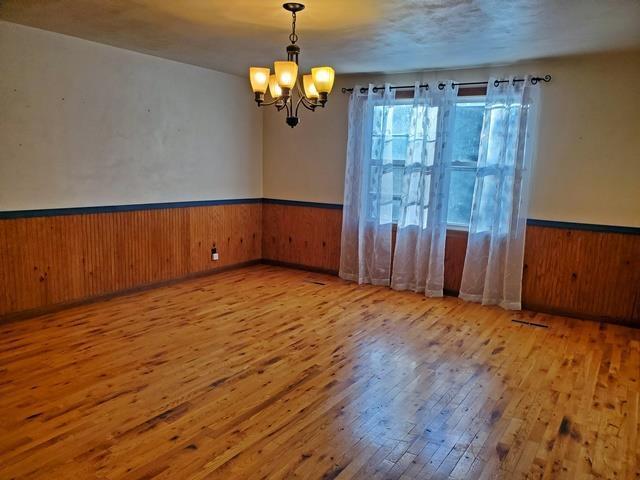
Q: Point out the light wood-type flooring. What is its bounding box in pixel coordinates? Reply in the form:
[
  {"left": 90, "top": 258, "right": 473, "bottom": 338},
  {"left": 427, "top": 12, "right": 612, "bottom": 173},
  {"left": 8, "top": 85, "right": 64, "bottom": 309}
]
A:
[{"left": 1, "top": 265, "right": 638, "bottom": 479}]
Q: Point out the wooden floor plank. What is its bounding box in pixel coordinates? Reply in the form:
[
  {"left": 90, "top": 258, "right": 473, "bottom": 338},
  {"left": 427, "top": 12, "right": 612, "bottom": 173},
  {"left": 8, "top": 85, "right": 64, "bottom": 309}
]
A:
[{"left": 0, "top": 265, "right": 638, "bottom": 479}]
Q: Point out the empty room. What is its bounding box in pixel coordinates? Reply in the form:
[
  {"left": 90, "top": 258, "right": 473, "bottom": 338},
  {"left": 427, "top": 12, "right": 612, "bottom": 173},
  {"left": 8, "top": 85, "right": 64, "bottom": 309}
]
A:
[{"left": 1, "top": 1, "right": 639, "bottom": 478}]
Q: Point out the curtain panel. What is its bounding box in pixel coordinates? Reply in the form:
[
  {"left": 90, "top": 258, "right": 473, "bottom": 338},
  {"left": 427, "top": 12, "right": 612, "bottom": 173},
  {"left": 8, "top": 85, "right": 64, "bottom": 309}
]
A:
[
  {"left": 339, "top": 85, "right": 396, "bottom": 285},
  {"left": 391, "top": 81, "right": 458, "bottom": 296},
  {"left": 459, "top": 76, "right": 540, "bottom": 309},
  {"left": 340, "top": 82, "right": 458, "bottom": 293}
]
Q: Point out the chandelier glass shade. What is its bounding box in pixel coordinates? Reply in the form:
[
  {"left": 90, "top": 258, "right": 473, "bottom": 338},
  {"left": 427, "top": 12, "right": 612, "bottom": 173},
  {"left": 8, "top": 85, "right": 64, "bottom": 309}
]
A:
[{"left": 249, "top": 3, "right": 335, "bottom": 128}]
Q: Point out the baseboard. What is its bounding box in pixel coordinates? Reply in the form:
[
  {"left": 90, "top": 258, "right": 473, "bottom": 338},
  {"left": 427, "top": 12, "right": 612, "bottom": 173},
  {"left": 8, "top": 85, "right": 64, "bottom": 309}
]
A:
[
  {"left": 521, "top": 302, "right": 638, "bottom": 329},
  {"left": 260, "top": 259, "right": 339, "bottom": 276},
  {"left": 0, "top": 259, "right": 261, "bottom": 324}
]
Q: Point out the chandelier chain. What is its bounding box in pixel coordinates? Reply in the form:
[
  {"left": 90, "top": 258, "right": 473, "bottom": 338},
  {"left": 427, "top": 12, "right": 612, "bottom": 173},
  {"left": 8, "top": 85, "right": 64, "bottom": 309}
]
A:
[{"left": 289, "top": 12, "right": 298, "bottom": 44}]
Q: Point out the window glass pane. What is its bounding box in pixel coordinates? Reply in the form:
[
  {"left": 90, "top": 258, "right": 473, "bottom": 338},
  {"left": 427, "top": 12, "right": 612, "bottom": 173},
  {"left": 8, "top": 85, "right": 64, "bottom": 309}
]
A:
[
  {"left": 391, "top": 105, "right": 412, "bottom": 134},
  {"left": 392, "top": 137, "right": 408, "bottom": 160},
  {"left": 379, "top": 201, "right": 393, "bottom": 225},
  {"left": 372, "top": 136, "right": 408, "bottom": 162},
  {"left": 368, "top": 165, "right": 381, "bottom": 193},
  {"left": 452, "top": 103, "right": 484, "bottom": 163},
  {"left": 392, "top": 197, "right": 401, "bottom": 223},
  {"left": 371, "top": 135, "right": 391, "bottom": 162},
  {"left": 393, "top": 166, "right": 404, "bottom": 196},
  {"left": 373, "top": 105, "right": 393, "bottom": 136},
  {"left": 380, "top": 169, "right": 394, "bottom": 198},
  {"left": 371, "top": 135, "right": 383, "bottom": 161},
  {"left": 447, "top": 169, "right": 476, "bottom": 226}
]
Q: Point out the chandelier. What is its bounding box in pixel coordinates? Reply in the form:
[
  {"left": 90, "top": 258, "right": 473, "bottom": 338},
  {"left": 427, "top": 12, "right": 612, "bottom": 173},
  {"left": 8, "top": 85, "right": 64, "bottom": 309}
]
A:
[{"left": 249, "top": 3, "right": 335, "bottom": 128}]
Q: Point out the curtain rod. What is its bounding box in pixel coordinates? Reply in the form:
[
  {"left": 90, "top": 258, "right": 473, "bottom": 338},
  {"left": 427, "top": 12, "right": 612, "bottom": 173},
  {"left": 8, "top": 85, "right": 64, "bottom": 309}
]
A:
[{"left": 340, "top": 75, "right": 552, "bottom": 94}]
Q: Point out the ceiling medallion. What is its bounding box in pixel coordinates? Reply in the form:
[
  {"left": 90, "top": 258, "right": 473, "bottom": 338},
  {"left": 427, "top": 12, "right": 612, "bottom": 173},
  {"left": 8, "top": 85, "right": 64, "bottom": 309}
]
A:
[{"left": 249, "top": 3, "right": 335, "bottom": 128}]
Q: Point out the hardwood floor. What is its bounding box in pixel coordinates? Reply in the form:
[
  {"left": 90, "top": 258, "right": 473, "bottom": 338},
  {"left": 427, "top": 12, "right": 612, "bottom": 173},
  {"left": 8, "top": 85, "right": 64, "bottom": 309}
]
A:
[{"left": 0, "top": 265, "right": 638, "bottom": 479}]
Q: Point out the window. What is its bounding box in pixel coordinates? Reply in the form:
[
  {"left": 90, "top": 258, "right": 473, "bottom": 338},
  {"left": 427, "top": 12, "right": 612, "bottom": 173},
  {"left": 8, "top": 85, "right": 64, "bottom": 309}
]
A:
[
  {"left": 448, "top": 98, "right": 485, "bottom": 227},
  {"left": 370, "top": 101, "right": 436, "bottom": 223},
  {"left": 371, "top": 96, "right": 485, "bottom": 228}
]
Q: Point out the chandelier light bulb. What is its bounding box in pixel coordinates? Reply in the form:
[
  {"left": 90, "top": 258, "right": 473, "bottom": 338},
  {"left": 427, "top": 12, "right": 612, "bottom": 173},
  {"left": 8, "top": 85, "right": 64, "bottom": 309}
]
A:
[
  {"left": 274, "top": 61, "right": 298, "bottom": 89},
  {"left": 269, "top": 75, "right": 283, "bottom": 98},
  {"left": 303, "top": 74, "right": 319, "bottom": 99},
  {"left": 249, "top": 67, "right": 270, "bottom": 93},
  {"left": 311, "top": 67, "right": 335, "bottom": 94}
]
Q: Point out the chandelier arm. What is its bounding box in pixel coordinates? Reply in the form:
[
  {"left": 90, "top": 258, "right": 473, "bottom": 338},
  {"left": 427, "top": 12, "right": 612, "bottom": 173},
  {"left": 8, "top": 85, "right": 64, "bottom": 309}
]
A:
[
  {"left": 296, "top": 96, "right": 317, "bottom": 115},
  {"left": 258, "top": 98, "right": 283, "bottom": 108},
  {"left": 294, "top": 76, "right": 314, "bottom": 109},
  {"left": 294, "top": 75, "right": 323, "bottom": 110},
  {"left": 294, "top": 95, "right": 305, "bottom": 117}
]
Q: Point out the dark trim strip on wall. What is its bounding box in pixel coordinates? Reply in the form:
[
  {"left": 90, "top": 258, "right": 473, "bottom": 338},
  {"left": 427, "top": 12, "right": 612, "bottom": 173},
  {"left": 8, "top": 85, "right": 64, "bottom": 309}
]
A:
[
  {"left": 525, "top": 219, "right": 639, "bottom": 235},
  {"left": 2, "top": 198, "right": 638, "bottom": 235},
  {"left": 0, "top": 198, "right": 263, "bottom": 219},
  {"left": 262, "top": 198, "right": 344, "bottom": 210}
]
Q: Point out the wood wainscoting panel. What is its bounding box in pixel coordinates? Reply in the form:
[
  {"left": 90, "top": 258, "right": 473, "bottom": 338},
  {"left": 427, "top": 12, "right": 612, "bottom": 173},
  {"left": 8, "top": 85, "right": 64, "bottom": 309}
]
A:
[
  {"left": 3, "top": 200, "right": 638, "bottom": 324},
  {"left": 0, "top": 203, "right": 262, "bottom": 317},
  {"left": 262, "top": 203, "right": 469, "bottom": 291},
  {"left": 523, "top": 225, "right": 640, "bottom": 325},
  {"left": 260, "top": 203, "right": 639, "bottom": 324},
  {"left": 262, "top": 203, "right": 342, "bottom": 272},
  {"left": 443, "top": 229, "right": 468, "bottom": 294}
]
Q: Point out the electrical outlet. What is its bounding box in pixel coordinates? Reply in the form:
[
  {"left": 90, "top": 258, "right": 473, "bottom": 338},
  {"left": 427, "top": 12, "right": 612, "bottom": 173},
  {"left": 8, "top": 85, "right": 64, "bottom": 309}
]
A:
[{"left": 211, "top": 246, "right": 219, "bottom": 261}]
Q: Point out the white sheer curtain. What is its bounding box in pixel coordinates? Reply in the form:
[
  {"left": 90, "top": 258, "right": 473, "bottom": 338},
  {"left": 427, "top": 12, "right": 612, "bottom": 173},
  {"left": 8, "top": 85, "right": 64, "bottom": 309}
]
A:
[
  {"left": 459, "top": 76, "right": 540, "bottom": 310},
  {"left": 340, "top": 84, "right": 396, "bottom": 285},
  {"left": 391, "top": 81, "right": 458, "bottom": 296}
]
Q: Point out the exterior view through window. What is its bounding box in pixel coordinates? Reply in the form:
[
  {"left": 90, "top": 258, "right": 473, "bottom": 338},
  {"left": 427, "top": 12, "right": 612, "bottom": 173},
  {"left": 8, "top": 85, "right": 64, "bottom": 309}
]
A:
[{"left": 371, "top": 97, "right": 485, "bottom": 227}]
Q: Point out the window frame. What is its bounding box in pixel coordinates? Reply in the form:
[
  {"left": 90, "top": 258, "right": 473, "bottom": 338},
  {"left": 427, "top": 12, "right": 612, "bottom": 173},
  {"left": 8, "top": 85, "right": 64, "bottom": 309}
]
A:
[{"left": 371, "top": 87, "right": 487, "bottom": 232}]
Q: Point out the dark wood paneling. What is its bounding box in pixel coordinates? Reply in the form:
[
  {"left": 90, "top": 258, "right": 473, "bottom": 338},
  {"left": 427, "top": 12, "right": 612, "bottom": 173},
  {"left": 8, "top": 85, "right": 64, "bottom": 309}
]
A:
[
  {"left": 0, "top": 204, "right": 262, "bottom": 317},
  {"left": 261, "top": 204, "right": 640, "bottom": 325},
  {"left": 262, "top": 203, "right": 342, "bottom": 272},
  {"left": 522, "top": 226, "right": 640, "bottom": 324},
  {"left": 262, "top": 204, "right": 468, "bottom": 293},
  {"left": 443, "top": 229, "right": 468, "bottom": 294},
  {"left": 4, "top": 200, "right": 638, "bottom": 324}
]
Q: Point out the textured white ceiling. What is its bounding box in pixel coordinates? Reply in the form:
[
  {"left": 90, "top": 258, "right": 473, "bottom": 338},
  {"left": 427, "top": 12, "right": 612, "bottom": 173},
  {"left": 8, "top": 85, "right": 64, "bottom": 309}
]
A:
[{"left": 2, "top": 0, "right": 640, "bottom": 76}]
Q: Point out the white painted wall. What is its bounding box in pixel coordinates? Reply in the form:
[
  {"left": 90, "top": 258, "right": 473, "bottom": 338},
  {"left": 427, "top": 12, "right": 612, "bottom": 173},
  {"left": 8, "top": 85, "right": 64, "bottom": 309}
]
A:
[
  {"left": 263, "top": 51, "right": 640, "bottom": 227},
  {"left": 2, "top": 20, "right": 638, "bottom": 228},
  {"left": 0, "top": 21, "right": 262, "bottom": 211}
]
